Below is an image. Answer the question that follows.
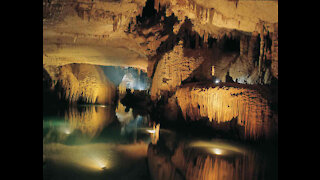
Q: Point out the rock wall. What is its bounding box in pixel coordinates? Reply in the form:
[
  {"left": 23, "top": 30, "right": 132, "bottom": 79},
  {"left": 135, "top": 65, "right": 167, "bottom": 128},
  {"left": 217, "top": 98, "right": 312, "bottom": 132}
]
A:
[
  {"left": 174, "top": 83, "right": 277, "bottom": 140},
  {"left": 44, "top": 64, "right": 116, "bottom": 104},
  {"left": 271, "top": 25, "right": 278, "bottom": 79}
]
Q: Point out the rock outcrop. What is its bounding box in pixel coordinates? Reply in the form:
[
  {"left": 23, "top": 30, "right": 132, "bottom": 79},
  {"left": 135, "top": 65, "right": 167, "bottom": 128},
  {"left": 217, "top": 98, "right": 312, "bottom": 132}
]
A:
[
  {"left": 174, "top": 83, "right": 277, "bottom": 140},
  {"left": 150, "top": 41, "right": 205, "bottom": 100}
]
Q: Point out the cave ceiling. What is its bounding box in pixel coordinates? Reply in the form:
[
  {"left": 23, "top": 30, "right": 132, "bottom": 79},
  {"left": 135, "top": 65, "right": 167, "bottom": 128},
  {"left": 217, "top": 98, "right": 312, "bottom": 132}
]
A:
[{"left": 43, "top": 0, "right": 278, "bottom": 71}]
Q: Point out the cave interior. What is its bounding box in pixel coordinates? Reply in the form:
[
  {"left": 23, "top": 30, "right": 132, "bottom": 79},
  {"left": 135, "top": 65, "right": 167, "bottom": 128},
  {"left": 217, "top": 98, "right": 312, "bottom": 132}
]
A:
[{"left": 43, "top": 0, "right": 278, "bottom": 179}]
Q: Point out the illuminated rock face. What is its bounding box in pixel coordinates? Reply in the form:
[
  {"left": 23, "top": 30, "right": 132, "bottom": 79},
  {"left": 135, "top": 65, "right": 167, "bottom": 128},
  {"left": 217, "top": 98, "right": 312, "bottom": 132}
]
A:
[
  {"left": 43, "top": 0, "right": 278, "bottom": 76},
  {"left": 175, "top": 83, "right": 277, "bottom": 140},
  {"left": 45, "top": 64, "right": 116, "bottom": 104},
  {"left": 43, "top": 0, "right": 149, "bottom": 69},
  {"left": 155, "top": 0, "right": 278, "bottom": 34},
  {"left": 150, "top": 41, "right": 205, "bottom": 100}
]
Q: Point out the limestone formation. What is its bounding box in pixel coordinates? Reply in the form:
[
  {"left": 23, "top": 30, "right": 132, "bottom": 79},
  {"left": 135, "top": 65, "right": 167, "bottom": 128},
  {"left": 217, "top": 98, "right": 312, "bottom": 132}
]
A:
[
  {"left": 150, "top": 41, "right": 205, "bottom": 100},
  {"left": 43, "top": 0, "right": 278, "bottom": 77},
  {"left": 175, "top": 83, "right": 278, "bottom": 140},
  {"left": 44, "top": 64, "right": 116, "bottom": 104}
]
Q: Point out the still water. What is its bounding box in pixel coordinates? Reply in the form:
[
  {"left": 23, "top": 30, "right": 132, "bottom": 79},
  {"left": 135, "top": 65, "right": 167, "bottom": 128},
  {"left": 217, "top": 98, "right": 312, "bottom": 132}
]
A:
[{"left": 43, "top": 102, "right": 277, "bottom": 180}]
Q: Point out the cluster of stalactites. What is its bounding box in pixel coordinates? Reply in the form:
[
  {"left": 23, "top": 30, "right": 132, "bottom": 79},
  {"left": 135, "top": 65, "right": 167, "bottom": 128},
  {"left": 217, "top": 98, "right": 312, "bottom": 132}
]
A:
[
  {"left": 175, "top": 85, "right": 277, "bottom": 140},
  {"left": 154, "top": 0, "right": 169, "bottom": 13},
  {"left": 54, "top": 64, "right": 116, "bottom": 105}
]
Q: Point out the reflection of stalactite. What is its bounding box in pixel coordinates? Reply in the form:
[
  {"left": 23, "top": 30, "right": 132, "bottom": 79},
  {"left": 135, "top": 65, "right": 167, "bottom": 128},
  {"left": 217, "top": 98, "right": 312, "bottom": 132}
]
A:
[
  {"left": 148, "top": 140, "right": 273, "bottom": 180},
  {"left": 65, "top": 105, "right": 115, "bottom": 138},
  {"left": 185, "top": 152, "right": 260, "bottom": 180},
  {"left": 175, "top": 84, "right": 277, "bottom": 140}
]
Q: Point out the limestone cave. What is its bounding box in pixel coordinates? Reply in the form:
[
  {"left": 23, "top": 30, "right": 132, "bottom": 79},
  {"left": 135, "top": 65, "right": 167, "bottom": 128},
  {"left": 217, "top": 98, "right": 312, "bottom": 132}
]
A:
[{"left": 43, "top": 0, "right": 278, "bottom": 179}]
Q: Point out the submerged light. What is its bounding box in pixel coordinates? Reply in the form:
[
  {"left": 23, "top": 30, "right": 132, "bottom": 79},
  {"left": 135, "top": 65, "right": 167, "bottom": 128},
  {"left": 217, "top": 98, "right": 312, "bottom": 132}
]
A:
[
  {"left": 146, "top": 129, "right": 156, "bottom": 134},
  {"left": 97, "top": 161, "right": 107, "bottom": 170},
  {"left": 212, "top": 148, "right": 223, "bottom": 155}
]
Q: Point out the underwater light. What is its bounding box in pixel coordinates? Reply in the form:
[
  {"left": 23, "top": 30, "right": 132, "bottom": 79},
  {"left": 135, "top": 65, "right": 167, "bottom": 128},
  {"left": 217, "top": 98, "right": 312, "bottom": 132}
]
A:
[
  {"left": 146, "top": 129, "right": 156, "bottom": 134},
  {"left": 101, "top": 165, "right": 106, "bottom": 170},
  {"left": 96, "top": 160, "right": 107, "bottom": 170},
  {"left": 215, "top": 79, "right": 220, "bottom": 84},
  {"left": 65, "top": 130, "right": 71, "bottom": 134},
  {"left": 212, "top": 148, "right": 222, "bottom": 155}
]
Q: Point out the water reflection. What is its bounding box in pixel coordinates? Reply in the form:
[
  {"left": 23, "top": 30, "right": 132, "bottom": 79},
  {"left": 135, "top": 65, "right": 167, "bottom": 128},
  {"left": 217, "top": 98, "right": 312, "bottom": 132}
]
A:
[
  {"left": 43, "top": 102, "right": 152, "bottom": 180},
  {"left": 66, "top": 105, "right": 116, "bottom": 139},
  {"left": 44, "top": 102, "right": 277, "bottom": 180},
  {"left": 148, "top": 134, "right": 277, "bottom": 180}
]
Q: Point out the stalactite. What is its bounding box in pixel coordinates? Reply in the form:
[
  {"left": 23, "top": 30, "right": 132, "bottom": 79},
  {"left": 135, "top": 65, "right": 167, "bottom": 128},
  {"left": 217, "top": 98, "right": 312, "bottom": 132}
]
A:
[
  {"left": 154, "top": 0, "right": 159, "bottom": 12},
  {"left": 204, "top": 8, "right": 208, "bottom": 22},
  {"left": 113, "top": 15, "right": 118, "bottom": 32},
  {"left": 248, "top": 32, "right": 259, "bottom": 64},
  {"left": 209, "top": 8, "right": 214, "bottom": 24},
  {"left": 204, "top": 31, "right": 208, "bottom": 44},
  {"left": 195, "top": 4, "right": 199, "bottom": 18},
  {"left": 258, "top": 24, "right": 265, "bottom": 83},
  {"left": 56, "top": 64, "right": 116, "bottom": 105}
]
